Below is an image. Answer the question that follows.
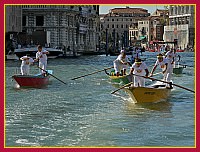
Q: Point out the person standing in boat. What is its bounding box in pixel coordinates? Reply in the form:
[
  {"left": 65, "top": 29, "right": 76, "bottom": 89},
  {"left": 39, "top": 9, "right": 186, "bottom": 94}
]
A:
[
  {"left": 165, "top": 48, "right": 175, "bottom": 70},
  {"left": 20, "top": 54, "right": 34, "bottom": 75},
  {"left": 113, "top": 50, "right": 131, "bottom": 76},
  {"left": 173, "top": 49, "right": 181, "bottom": 68},
  {"left": 149, "top": 53, "right": 172, "bottom": 88},
  {"left": 129, "top": 58, "right": 149, "bottom": 87},
  {"left": 132, "top": 47, "right": 140, "bottom": 63},
  {"left": 34, "top": 45, "right": 49, "bottom": 75}
]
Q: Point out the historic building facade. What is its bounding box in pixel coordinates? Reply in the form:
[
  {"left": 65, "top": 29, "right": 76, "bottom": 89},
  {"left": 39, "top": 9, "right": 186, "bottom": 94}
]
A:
[
  {"left": 21, "top": 5, "right": 100, "bottom": 54},
  {"left": 163, "top": 5, "right": 195, "bottom": 49},
  {"left": 100, "top": 7, "right": 150, "bottom": 48},
  {"left": 129, "top": 9, "right": 168, "bottom": 47},
  {"left": 5, "top": 6, "right": 22, "bottom": 53}
]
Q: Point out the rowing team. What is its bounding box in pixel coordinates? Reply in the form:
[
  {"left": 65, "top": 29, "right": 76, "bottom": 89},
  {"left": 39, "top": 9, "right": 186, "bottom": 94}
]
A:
[
  {"left": 113, "top": 49, "right": 176, "bottom": 88},
  {"left": 19, "top": 45, "right": 49, "bottom": 76}
]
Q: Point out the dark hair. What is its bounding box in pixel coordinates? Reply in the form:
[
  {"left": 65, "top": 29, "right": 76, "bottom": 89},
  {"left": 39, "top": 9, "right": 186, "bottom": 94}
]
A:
[
  {"left": 135, "top": 58, "right": 141, "bottom": 62},
  {"left": 37, "top": 45, "right": 42, "bottom": 49},
  {"left": 157, "top": 53, "right": 163, "bottom": 57}
]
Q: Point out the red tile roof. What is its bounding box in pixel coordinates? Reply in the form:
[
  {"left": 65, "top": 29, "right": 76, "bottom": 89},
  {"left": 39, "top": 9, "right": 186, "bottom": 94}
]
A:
[{"left": 110, "top": 8, "right": 149, "bottom": 14}]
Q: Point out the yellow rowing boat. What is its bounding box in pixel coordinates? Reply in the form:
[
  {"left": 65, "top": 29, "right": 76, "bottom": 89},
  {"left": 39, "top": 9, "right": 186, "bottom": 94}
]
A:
[{"left": 123, "top": 84, "right": 171, "bottom": 103}]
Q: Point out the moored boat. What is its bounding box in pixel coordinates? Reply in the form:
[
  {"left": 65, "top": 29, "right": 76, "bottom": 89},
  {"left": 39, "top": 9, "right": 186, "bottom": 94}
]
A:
[
  {"left": 123, "top": 83, "right": 171, "bottom": 103},
  {"left": 14, "top": 46, "right": 63, "bottom": 58}
]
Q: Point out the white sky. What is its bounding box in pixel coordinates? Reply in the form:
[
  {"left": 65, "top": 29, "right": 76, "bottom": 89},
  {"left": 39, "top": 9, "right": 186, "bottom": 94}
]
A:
[{"left": 99, "top": 5, "right": 165, "bottom": 14}]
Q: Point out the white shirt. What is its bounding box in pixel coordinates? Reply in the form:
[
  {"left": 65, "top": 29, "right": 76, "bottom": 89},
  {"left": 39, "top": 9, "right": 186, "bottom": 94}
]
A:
[
  {"left": 131, "top": 62, "right": 148, "bottom": 75},
  {"left": 36, "top": 50, "right": 48, "bottom": 63},
  {"left": 155, "top": 58, "right": 170, "bottom": 71},
  {"left": 20, "top": 56, "right": 34, "bottom": 66},
  {"left": 115, "top": 54, "right": 129, "bottom": 63},
  {"left": 165, "top": 51, "right": 175, "bottom": 63}
]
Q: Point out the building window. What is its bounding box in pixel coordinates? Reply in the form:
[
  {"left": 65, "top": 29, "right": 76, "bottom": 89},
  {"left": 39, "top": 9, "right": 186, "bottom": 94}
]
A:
[
  {"left": 22, "top": 16, "right": 26, "bottom": 26},
  {"left": 36, "top": 16, "right": 44, "bottom": 26},
  {"left": 121, "top": 24, "right": 123, "bottom": 28},
  {"left": 112, "top": 19, "right": 114, "bottom": 21},
  {"left": 93, "top": 5, "right": 97, "bottom": 10},
  {"left": 107, "top": 24, "right": 109, "bottom": 28},
  {"left": 112, "top": 24, "right": 114, "bottom": 28},
  {"left": 116, "top": 24, "right": 118, "bottom": 28}
]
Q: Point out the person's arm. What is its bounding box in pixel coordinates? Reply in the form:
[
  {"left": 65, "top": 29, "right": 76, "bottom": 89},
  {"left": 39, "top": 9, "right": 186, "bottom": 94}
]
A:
[
  {"left": 20, "top": 56, "right": 29, "bottom": 61},
  {"left": 129, "top": 67, "right": 134, "bottom": 74},
  {"left": 20, "top": 57, "right": 24, "bottom": 61},
  {"left": 43, "top": 50, "right": 49, "bottom": 54},
  {"left": 34, "top": 53, "right": 40, "bottom": 62},
  {"left": 149, "top": 65, "right": 157, "bottom": 77},
  {"left": 178, "top": 55, "right": 181, "bottom": 62},
  {"left": 162, "top": 63, "right": 168, "bottom": 74},
  {"left": 172, "top": 56, "right": 175, "bottom": 64},
  {"left": 145, "top": 69, "right": 149, "bottom": 77}
]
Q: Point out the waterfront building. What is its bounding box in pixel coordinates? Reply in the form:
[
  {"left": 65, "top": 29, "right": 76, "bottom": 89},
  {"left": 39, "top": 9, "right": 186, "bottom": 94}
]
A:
[
  {"left": 163, "top": 5, "right": 195, "bottom": 50},
  {"left": 129, "top": 9, "right": 168, "bottom": 48},
  {"left": 100, "top": 6, "right": 150, "bottom": 49},
  {"left": 5, "top": 5, "right": 100, "bottom": 55},
  {"left": 5, "top": 6, "right": 22, "bottom": 53},
  {"left": 5, "top": 6, "right": 22, "bottom": 33},
  {"left": 21, "top": 5, "right": 100, "bottom": 54}
]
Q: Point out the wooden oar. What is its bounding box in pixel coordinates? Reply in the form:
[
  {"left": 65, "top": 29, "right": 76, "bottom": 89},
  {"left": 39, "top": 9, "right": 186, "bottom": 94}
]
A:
[
  {"left": 37, "top": 66, "right": 67, "bottom": 85},
  {"left": 111, "top": 82, "right": 133, "bottom": 94},
  {"left": 179, "top": 64, "right": 194, "bottom": 68},
  {"left": 71, "top": 66, "right": 114, "bottom": 80},
  {"left": 131, "top": 74, "right": 195, "bottom": 93},
  {"left": 153, "top": 72, "right": 163, "bottom": 76}
]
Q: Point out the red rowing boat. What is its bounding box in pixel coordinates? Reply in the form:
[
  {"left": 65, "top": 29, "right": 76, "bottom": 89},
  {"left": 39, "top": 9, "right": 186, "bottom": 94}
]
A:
[{"left": 12, "top": 74, "right": 50, "bottom": 88}]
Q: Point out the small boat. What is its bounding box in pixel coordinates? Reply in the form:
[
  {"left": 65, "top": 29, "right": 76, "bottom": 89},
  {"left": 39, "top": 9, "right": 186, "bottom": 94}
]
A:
[
  {"left": 173, "top": 64, "right": 186, "bottom": 74},
  {"left": 173, "top": 67, "right": 184, "bottom": 74},
  {"left": 123, "top": 83, "right": 171, "bottom": 103},
  {"left": 12, "top": 74, "right": 50, "bottom": 88},
  {"left": 12, "top": 70, "right": 53, "bottom": 88},
  {"left": 105, "top": 69, "right": 131, "bottom": 84}
]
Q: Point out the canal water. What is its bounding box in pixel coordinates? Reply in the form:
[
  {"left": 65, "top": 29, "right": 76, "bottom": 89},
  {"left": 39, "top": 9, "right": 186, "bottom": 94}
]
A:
[{"left": 5, "top": 52, "right": 195, "bottom": 147}]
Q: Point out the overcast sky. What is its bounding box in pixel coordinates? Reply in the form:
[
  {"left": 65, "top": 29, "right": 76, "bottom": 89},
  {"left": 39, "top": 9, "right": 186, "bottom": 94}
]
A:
[{"left": 99, "top": 5, "right": 165, "bottom": 14}]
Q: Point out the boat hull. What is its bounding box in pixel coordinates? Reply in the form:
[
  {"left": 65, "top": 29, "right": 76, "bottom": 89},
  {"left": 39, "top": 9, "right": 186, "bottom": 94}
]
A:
[
  {"left": 109, "top": 75, "right": 131, "bottom": 84},
  {"left": 124, "top": 86, "right": 171, "bottom": 103},
  {"left": 12, "top": 75, "right": 50, "bottom": 88},
  {"left": 173, "top": 67, "right": 184, "bottom": 74}
]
